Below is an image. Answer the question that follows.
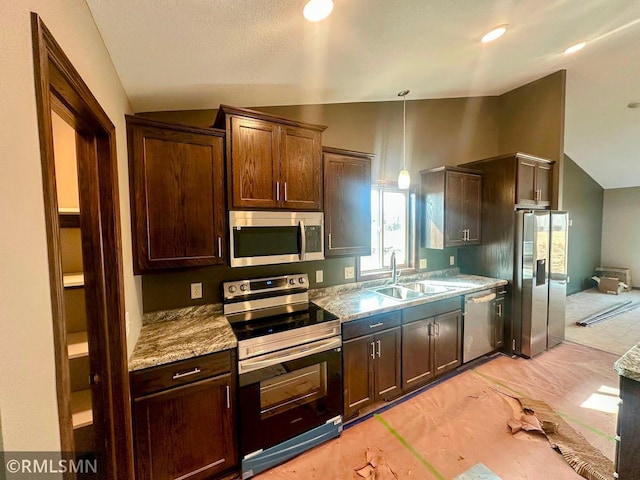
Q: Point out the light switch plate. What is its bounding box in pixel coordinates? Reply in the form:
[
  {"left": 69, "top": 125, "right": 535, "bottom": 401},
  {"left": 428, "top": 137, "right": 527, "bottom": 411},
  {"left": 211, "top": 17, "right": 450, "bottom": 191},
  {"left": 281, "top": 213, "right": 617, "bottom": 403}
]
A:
[
  {"left": 316, "top": 270, "right": 324, "bottom": 283},
  {"left": 344, "top": 266, "right": 355, "bottom": 279},
  {"left": 449, "top": 256, "right": 455, "bottom": 266},
  {"left": 190, "top": 282, "right": 203, "bottom": 299},
  {"left": 420, "top": 259, "right": 427, "bottom": 269}
]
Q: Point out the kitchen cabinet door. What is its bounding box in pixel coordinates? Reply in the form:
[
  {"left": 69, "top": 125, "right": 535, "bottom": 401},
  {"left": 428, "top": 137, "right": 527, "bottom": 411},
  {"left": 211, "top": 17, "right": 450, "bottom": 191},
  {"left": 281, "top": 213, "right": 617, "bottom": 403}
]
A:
[
  {"left": 126, "top": 116, "right": 226, "bottom": 273},
  {"left": 433, "top": 310, "right": 462, "bottom": 376},
  {"left": 280, "top": 126, "right": 322, "bottom": 210},
  {"left": 422, "top": 167, "right": 482, "bottom": 249},
  {"left": 401, "top": 319, "right": 434, "bottom": 390},
  {"left": 516, "top": 157, "right": 552, "bottom": 207},
  {"left": 229, "top": 116, "right": 280, "bottom": 209},
  {"left": 324, "top": 148, "right": 373, "bottom": 257},
  {"left": 536, "top": 162, "right": 552, "bottom": 206},
  {"left": 444, "top": 172, "right": 465, "bottom": 246},
  {"left": 343, "top": 335, "right": 375, "bottom": 419},
  {"left": 463, "top": 174, "right": 482, "bottom": 244},
  {"left": 133, "top": 374, "right": 237, "bottom": 480},
  {"left": 374, "top": 327, "right": 402, "bottom": 400}
]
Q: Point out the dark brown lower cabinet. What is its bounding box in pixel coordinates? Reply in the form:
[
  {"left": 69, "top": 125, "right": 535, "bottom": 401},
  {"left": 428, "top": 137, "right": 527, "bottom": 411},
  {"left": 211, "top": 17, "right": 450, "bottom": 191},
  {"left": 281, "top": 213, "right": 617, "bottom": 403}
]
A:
[
  {"left": 616, "top": 375, "right": 640, "bottom": 479},
  {"left": 401, "top": 298, "right": 462, "bottom": 392},
  {"left": 131, "top": 351, "right": 237, "bottom": 480},
  {"left": 343, "top": 326, "right": 401, "bottom": 419}
]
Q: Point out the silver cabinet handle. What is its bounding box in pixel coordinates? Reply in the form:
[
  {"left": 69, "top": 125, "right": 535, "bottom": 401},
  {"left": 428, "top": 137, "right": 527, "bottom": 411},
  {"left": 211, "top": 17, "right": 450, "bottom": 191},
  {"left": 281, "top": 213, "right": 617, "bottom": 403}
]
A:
[
  {"left": 376, "top": 340, "right": 381, "bottom": 358},
  {"left": 371, "top": 342, "right": 375, "bottom": 360},
  {"left": 276, "top": 181, "right": 280, "bottom": 201},
  {"left": 172, "top": 367, "right": 201, "bottom": 380},
  {"left": 369, "top": 322, "right": 384, "bottom": 329},
  {"left": 497, "top": 304, "right": 503, "bottom": 317},
  {"left": 328, "top": 232, "right": 332, "bottom": 250},
  {"left": 284, "top": 182, "right": 288, "bottom": 201},
  {"left": 226, "top": 385, "right": 230, "bottom": 409},
  {"left": 217, "top": 237, "right": 222, "bottom": 258}
]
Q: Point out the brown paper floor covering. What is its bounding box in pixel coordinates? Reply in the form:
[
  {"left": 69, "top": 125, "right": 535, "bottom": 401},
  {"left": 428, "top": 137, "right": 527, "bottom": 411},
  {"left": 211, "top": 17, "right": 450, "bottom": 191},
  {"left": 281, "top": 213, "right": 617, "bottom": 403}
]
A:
[{"left": 255, "top": 342, "right": 619, "bottom": 479}]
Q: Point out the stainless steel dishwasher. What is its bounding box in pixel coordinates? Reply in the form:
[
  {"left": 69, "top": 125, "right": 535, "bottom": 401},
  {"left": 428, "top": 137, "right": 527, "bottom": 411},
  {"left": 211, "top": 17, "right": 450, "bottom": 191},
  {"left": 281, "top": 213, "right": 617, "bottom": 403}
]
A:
[{"left": 463, "top": 289, "right": 497, "bottom": 363}]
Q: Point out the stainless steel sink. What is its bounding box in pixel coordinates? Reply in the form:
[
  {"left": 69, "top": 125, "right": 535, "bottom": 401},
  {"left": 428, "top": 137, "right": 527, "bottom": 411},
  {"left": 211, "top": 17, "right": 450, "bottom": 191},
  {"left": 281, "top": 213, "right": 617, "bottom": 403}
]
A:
[
  {"left": 401, "top": 282, "right": 451, "bottom": 295},
  {"left": 371, "top": 285, "right": 421, "bottom": 301}
]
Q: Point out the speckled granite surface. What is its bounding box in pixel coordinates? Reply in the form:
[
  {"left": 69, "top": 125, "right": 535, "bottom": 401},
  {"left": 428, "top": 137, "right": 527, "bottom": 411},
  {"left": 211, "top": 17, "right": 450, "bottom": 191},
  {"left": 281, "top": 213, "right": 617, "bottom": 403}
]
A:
[
  {"left": 311, "top": 272, "right": 508, "bottom": 323},
  {"left": 129, "top": 304, "right": 237, "bottom": 371},
  {"left": 615, "top": 344, "right": 640, "bottom": 382}
]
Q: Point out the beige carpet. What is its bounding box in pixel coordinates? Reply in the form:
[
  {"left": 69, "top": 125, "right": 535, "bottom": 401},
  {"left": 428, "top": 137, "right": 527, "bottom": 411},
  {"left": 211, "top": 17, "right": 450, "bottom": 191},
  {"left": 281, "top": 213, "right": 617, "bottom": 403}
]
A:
[
  {"left": 565, "top": 288, "right": 640, "bottom": 355},
  {"left": 256, "top": 343, "right": 619, "bottom": 479}
]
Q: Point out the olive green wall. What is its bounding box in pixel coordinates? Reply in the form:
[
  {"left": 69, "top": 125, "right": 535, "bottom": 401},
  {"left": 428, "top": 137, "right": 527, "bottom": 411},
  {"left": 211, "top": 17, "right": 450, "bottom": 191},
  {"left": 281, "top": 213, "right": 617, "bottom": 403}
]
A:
[
  {"left": 563, "top": 155, "right": 603, "bottom": 295},
  {"left": 498, "top": 70, "right": 566, "bottom": 209},
  {"left": 138, "top": 72, "right": 567, "bottom": 312}
]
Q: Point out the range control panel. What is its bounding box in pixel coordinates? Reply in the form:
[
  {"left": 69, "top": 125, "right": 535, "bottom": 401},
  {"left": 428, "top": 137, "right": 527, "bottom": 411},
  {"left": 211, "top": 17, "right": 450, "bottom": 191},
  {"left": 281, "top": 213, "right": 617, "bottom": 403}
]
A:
[{"left": 223, "top": 273, "right": 309, "bottom": 301}]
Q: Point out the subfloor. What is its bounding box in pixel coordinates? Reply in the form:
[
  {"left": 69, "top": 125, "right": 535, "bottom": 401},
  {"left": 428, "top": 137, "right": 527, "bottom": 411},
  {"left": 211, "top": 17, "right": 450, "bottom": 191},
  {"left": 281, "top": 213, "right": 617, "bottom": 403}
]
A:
[
  {"left": 565, "top": 288, "right": 640, "bottom": 355},
  {"left": 255, "top": 342, "right": 619, "bottom": 479}
]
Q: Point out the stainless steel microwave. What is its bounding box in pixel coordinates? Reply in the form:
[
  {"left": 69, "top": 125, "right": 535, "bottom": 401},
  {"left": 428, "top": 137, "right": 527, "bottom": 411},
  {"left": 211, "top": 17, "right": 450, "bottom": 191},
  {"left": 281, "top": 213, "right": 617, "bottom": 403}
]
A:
[{"left": 229, "top": 211, "right": 324, "bottom": 267}]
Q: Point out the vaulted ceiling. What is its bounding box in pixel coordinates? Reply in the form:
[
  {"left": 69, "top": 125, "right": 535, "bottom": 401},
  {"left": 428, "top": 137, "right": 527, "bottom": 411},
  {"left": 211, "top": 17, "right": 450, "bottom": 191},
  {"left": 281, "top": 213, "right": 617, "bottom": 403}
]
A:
[{"left": 86, "top": 0, "right": 640, "bottom": 189}]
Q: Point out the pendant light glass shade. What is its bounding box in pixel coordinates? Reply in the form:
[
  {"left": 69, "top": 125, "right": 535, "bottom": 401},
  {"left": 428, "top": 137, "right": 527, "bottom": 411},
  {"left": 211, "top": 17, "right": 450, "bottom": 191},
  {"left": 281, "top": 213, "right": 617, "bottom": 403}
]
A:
[
  {"left": 303, "top": 0, "right": 334, "bottom": 22},
  {"left": 398, "top": 90, "right": 410, "bottom": 189},
  {"left": 397, "top": 168, "right": 411, "bottom": 189}
]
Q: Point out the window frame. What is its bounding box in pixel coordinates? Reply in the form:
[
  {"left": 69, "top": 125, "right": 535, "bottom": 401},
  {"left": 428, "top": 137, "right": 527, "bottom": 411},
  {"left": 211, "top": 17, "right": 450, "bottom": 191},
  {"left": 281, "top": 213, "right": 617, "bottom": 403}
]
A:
[{"left": 356, "top": 182, "right": 418, "bottom": 281}]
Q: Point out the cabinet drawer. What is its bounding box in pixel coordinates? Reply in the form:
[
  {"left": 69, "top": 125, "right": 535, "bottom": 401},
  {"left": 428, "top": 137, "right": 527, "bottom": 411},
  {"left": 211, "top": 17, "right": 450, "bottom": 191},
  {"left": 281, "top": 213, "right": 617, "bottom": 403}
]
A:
[
  {"left": 131, "top": 350, "right": 233, "bottom": 398},
  {"left": 402, "top": 297, "right": 462, "bottom": 324},
  {"left": 342, "top": 311, "right": 401, "bottom": 341}
]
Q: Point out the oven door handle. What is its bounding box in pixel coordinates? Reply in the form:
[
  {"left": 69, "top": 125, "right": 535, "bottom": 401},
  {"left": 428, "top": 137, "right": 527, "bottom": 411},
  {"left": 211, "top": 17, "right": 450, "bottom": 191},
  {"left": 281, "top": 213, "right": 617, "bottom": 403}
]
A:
[
  {"left": 239, "top": 336, "right": 341, "bottom": 375},
  {"left": 299, "top": 220, "right": 306, "bottom": 261}
]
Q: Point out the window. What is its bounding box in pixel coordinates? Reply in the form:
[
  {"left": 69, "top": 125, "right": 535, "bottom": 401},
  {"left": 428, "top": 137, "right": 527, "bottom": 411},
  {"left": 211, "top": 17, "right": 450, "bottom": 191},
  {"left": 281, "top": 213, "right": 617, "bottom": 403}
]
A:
[{"left": 359, "top": 184, "right": 415, "bottom": 276}]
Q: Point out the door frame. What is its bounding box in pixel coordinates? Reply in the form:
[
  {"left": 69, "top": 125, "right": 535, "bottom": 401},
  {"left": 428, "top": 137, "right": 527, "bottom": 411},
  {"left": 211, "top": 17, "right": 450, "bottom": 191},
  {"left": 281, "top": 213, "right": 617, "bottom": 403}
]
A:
[{"left": 31, "top": 13, "right": 134, "bottom": 479}]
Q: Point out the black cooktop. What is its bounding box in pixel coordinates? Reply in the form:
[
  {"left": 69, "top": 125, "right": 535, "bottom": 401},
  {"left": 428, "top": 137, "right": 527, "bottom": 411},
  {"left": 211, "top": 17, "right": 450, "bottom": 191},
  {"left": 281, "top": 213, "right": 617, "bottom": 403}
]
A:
[{"left": 229, "top": 303, "right": 339, "bottom": 341}]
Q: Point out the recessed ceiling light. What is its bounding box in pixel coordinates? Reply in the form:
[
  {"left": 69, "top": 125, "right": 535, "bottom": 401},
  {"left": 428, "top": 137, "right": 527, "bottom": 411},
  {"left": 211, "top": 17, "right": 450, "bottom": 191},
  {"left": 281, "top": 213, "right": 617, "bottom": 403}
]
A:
[
  {"left": 564, "top": 42, "right": 586, "bottom": 54},
  {"left": 628, "top": 101, "right": 640, "bottom": 109},
  {"left": 303, "top": 0, "right": 334, "bottom": 22},
  {"left": 481, "top": 25, "right": 507, "bottom": 43}
]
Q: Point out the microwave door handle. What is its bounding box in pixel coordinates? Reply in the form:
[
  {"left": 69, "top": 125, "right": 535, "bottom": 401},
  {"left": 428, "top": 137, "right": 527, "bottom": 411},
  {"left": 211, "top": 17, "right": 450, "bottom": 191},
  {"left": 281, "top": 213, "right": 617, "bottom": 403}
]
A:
[{"left": 299, "top": 220, "right": 306, "bottom": 261}]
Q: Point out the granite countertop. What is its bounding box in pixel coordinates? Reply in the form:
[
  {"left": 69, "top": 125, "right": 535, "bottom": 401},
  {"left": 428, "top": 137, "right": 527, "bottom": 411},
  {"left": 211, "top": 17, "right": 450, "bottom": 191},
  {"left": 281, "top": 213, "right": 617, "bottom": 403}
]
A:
[
  {"left": 615, "top": 344, "right": 640, "bottom": 382},
  {"left": 129, "top": 304, "right": 237, "bottom": 371},
  {"left": 311, "top": 272, "right": 508, "bottom": 323},
  {"left": 129, "top": 271, "right": 507, "bottom": 371}
]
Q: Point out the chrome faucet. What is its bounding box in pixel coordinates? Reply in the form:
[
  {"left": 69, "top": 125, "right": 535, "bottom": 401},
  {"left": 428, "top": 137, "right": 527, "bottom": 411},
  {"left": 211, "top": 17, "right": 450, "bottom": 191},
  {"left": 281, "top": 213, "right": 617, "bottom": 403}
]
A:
[{"left": 390, "top": 251, "right": 399, "bottom": 284}]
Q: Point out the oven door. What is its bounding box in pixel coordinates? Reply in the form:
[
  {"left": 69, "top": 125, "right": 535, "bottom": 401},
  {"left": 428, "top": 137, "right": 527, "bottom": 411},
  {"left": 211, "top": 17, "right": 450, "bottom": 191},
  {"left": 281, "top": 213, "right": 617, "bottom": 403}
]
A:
[{"left": 238, "top": 337, "right": 342, "bottom": 456}]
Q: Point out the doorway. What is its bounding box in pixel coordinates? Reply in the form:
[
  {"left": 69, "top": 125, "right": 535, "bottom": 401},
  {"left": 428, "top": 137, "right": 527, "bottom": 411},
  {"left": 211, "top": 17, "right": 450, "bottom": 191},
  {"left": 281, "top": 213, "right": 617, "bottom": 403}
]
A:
[{"left": 31, "top": 13, "right": 133, "bottom": 479}]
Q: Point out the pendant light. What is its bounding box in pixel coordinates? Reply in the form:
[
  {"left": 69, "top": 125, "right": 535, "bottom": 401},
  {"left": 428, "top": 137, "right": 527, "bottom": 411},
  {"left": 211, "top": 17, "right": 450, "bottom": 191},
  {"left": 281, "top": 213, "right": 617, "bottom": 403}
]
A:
[
  {"left": 303, "top": 0, "right": 334, "bottom": 22},
  {"left": 397, "top": 90, "right": 411, "bottom": 190}
]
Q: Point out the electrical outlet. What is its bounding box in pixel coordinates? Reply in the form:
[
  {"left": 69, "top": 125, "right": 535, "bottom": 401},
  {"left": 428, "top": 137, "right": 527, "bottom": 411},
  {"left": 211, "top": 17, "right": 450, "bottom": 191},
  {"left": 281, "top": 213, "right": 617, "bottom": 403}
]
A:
[
  {"left": 420, "top": 259, "right": 427, "bottom": 269},
  {"left": 125, "top": 312, "right": 130, "bottom": 338},
  {"left": 316, "top": 270, "right": 324, "bottom": 283},
  {"left": 344, "top": 266, "right": 355, "bottom": 279},
  {"left": 449, "top": 255, "right": 455, "bottom": 266},
  {"left": 190, "top": 282, "right": 203, "bottom": 299}
]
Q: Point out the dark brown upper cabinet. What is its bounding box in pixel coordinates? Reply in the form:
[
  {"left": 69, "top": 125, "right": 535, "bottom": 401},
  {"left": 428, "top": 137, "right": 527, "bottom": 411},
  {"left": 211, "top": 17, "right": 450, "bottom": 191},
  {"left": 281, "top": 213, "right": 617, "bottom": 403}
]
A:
[
  {"left": 421, "top": 166, "right": 482, "bottom": 249},
  {"left": 126, "top": 116, "right": 226, "bottom": 274},
  {"left": 214, "top": 105, "right": 327, "bottom": 211},
  {"left": 516, "top": 155, "right": 552, "bottom": 207},
  {"left": 323, "top": 147, "right": 374, "bottom": 257},
  {"left": 460, "top": 152, "right": 554, "bottom": 209}
]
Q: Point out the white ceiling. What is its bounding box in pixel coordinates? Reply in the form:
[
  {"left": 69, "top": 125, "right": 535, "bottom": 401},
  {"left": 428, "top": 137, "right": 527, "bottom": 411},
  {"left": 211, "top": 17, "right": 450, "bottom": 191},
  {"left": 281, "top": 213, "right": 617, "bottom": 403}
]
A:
[{"left": 86, "top": 0, "right": 640, "bottom": 189}]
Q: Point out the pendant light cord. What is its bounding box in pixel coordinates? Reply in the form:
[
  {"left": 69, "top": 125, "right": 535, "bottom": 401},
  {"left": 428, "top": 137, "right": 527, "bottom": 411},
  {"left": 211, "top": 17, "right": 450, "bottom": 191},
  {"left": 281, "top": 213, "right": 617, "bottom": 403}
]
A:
[{"left": 403, "top": 93, "right": 406, "bottom": 170}]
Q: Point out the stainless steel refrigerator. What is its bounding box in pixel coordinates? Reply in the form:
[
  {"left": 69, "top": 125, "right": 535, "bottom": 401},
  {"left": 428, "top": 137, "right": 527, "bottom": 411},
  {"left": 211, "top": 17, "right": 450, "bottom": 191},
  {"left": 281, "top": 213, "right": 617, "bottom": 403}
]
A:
[{"left": 514, "top": 210, "right": 569, "bottom": 358}]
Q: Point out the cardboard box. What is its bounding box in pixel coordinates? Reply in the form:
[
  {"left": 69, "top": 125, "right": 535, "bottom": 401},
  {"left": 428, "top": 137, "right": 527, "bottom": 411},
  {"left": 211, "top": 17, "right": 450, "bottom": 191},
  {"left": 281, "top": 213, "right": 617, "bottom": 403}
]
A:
[
  {"left": 598, "top": 276, "right": 623, "bottom": 295},
  {"left": 595, "top": 267, "right": 632, "bottom": 292}
]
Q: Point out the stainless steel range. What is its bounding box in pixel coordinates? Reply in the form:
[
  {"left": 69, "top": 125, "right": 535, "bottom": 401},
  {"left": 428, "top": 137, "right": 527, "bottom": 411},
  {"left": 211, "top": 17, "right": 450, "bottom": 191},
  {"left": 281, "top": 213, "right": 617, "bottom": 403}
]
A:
[{"left": 223, "top": 274, "right": 343, "bottom": 479}]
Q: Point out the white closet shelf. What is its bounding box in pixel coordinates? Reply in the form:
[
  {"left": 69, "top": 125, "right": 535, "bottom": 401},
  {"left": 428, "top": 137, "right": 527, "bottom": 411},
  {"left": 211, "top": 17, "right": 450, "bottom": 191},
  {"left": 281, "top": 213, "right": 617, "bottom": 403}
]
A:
[
  {"left": 71, "top": 389, "right": 93, "bottom": 429},
  {"left": 67, "top": 331, "right": 88, "bottom": 359},
  {"left": 63, "top": 273, "right": 84, "bottom": 288}
]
